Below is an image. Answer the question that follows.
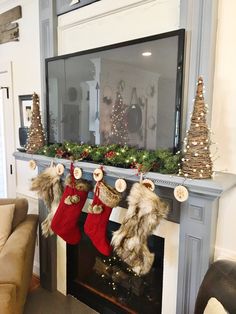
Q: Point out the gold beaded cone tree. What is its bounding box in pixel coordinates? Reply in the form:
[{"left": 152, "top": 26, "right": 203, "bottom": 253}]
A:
[
  {"left": 180, "top": 77, "right": 213, "bottom": 179},
  {"left": 26, "top": 92, "right": 45, "bottom": 154}
]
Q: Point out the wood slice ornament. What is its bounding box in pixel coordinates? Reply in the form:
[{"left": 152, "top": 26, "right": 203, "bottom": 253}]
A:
[
  {"left": 93, "top": 168, "right": 103, "bottom": 182},
  {"left": 174, "top": 185, "right": 189, "bottom": 202},
  {"left": 29, "top": 159, "right": 37, "bottom": 170},
  {"left": 115, "top": 178, "right": 127, "bottom": 192},
  {"left": 73, "top": 167, "right": 82, "bottom": 179},
  {"left": 56, "top": 163, "right": 64, "bottom": 176},
  {"left": 142, "top": 179, "right": 155, "bottom": 191}
]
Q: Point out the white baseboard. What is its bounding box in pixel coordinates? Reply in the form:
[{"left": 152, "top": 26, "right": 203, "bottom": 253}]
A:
[{"left": 214, "top": 246, "right": 236, "bottom": 262}]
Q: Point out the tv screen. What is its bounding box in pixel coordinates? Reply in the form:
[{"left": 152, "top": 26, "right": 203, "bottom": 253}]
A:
[{"left": 46, "top": 29, "right": 184, "bottom": 152}]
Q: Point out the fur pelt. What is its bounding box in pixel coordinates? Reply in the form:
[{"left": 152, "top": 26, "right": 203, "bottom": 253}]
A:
[
  {"left": 31, "top": 166, "right": 63, "bottom": 208},
  {"left": 65, "top": 175, "right": 92, "bottom": 192},
  {"left": 31, "top": 166, "right": 63, "bottom": 237},
  {"left": 88, "top": 181, "right": 121, "bottom": 214},
  {"left": 41, "top": 182, "right": 63, "bottom": 237},
  {"left": 111, "top": 182, "right": 168, "bottom": 276},
  {"left": 97, "top": 181, "right": 121, "bottom": 208},
  {"left": 41, "top": 212, "right": 54, "bottom": 237}
]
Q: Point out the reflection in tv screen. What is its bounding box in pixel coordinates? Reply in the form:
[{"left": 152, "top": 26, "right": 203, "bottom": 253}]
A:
[{"left": 46, "top": 29, "right": 184, "bottom": 152}]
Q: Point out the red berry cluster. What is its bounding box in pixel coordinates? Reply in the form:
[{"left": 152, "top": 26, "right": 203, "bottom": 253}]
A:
[
  {"left": 56, "top": 148, "right": 71, "bottom": 159},
  {"left": 105, "top": 150, "right": 116, "bottom": 159},
  {"left": 81, "top": 150, "right": 89, "bottom": 159},
  {"left": 56, "top": 148, "right": 65, "bottom": 158},
  {"left": 130, "top": 162, "right": 144, "bottom": 175}
]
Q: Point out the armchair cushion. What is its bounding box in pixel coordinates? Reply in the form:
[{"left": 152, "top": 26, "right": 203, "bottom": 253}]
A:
[
  {"left": 0, "top": 204, "right": 15, "bottom": 252},
  {"left": 204, "top": 297, "right": 227, "bottom": 314},
  {"left": 0, "top": 198, "right": 28, "bottom": 230}
]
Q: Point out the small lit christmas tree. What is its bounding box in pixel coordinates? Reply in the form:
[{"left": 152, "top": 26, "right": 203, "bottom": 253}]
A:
[
  {"left": 180, "top": 77, "right": 213, "bottom": 179},
  {"left": 108, "top": 92, "right": 128, "bottom": 145},
  {"left": 26, "top": 92, "right": 45, "bottom": 154}
]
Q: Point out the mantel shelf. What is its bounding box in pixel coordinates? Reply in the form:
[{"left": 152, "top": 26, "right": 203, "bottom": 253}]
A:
[{"left": 14, "top": 151, "right": 236, "bottom": 198}]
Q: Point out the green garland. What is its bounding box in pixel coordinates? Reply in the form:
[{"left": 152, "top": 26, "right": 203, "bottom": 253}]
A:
[{"left": 36, "top": 142, "right": 181, "bottom": 174}]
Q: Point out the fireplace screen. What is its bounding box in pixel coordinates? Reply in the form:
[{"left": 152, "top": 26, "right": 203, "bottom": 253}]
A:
[{"left": 67, "top": 213, "right": 164, "bottom": 314}]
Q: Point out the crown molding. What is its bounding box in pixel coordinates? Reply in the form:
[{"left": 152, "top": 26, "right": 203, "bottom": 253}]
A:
[{"left": 59, "top": 0, "right": 157, "bottom": 31}]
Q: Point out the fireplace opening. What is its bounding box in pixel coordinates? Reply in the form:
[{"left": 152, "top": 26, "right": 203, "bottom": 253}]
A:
[{"left": 67, "top": 213, "right": 164, "bottom": 314}]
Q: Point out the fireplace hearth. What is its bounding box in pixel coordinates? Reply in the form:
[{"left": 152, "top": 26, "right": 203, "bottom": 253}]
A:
[{"left": 67, "top": 213, "right": 164, "bottom": 314}]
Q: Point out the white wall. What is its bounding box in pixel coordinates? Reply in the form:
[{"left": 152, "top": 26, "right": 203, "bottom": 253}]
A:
[
  {"left": 0, "top": 0, "right": 41, "bottom": 275},
  {"left": 58, "top": 0, "right": 180, "bottom": 54},
  {"left": 212, "top": 0, "right": 236, "bottom": 261},
  {"left": 0, "top": 91, "right": 7, "bottom": 197},
  {"left": 0, "top": 0, "right": 41, "bottom": 149}
]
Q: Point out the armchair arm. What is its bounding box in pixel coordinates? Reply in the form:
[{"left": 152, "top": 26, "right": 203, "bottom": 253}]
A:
[{"left": 0, "top": 283, "right": 16, "bottom": 314}]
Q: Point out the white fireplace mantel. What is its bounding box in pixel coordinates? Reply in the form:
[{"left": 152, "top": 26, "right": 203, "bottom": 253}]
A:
[{"left": 14, "top": 151, "right": 236, "bottom": 314}]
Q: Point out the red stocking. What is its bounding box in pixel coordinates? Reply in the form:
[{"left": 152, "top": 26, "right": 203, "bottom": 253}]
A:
[
  {"left": 51, "top": 164, "right": 92, "bottom": 244},
  {"left": 84, "top": 181, "right": 121, "bottom": 256}
]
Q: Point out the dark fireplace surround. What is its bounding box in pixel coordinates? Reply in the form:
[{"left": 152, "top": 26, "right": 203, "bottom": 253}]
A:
[{"left": 14, "top": 152, "right": 236, "bottom": 314}]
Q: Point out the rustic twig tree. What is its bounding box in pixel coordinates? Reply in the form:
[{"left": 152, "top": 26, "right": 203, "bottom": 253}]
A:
[
  {"left": 180, "top": 77, "right": 213, "bottom": 179},
  {"left": 26, "top": 92, "right": 45, "bottom": 154}
]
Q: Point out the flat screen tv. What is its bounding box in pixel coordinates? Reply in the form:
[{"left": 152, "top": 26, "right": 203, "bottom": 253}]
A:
[{"left": 46, "top": 29, "right": 185, "bottom": 152}]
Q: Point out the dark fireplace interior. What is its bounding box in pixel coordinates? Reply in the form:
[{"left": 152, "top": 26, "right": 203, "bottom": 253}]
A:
[{"left": 67, "top": 212, "right": 164, "bottom": 314}]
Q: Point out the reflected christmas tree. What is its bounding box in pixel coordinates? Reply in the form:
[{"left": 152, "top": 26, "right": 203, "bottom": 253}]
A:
[{"left": 108, "top": 92, "right": 128, "bottom": 145}]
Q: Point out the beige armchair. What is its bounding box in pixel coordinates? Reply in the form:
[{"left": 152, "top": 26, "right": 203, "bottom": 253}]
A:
[{"left": 0, "top": 198, "right": 38, "bottom": 314}]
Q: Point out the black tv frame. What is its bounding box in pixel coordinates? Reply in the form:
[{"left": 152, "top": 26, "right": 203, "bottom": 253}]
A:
[{"left": 45, "top": 28, "right": 185, "bottom": 152}]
